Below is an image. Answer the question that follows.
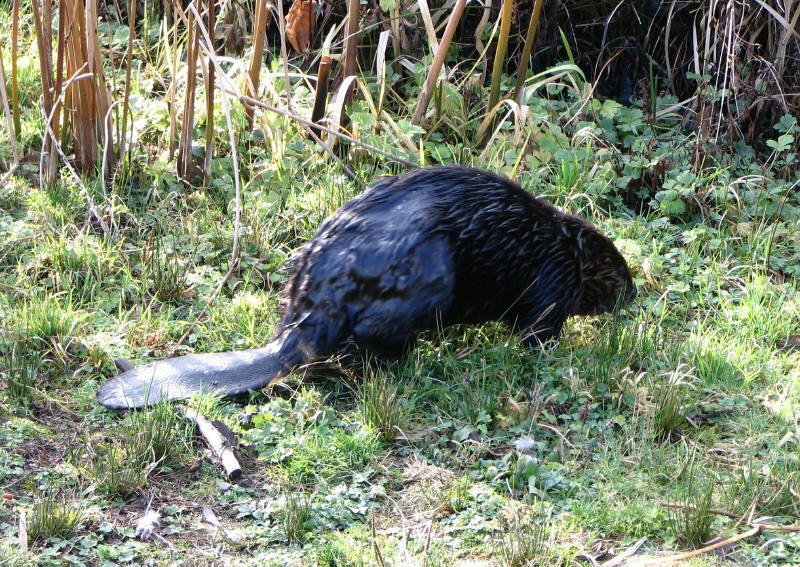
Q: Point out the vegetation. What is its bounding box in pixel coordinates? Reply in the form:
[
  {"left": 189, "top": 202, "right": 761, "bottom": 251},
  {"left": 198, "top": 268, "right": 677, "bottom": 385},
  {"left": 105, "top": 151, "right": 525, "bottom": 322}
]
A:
[{"left": 0, "top": 0, "right": 799, "bottom": 564}]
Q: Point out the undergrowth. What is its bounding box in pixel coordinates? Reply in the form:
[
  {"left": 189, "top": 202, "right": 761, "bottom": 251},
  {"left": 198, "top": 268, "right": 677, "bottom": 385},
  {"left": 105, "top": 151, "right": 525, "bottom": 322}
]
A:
[{"left": 0, "top": 2, "right": 799, "bottom": 565}]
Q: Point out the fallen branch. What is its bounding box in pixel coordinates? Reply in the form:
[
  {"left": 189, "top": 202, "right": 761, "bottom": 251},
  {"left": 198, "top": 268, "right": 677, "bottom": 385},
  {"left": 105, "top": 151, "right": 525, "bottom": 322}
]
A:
[
  {"left": 629, "top": 525, "right": 762, "bottom": 566},
  {"left": 749, "top": 521, "right": 800, "bottom": 532},
  {"left": 183, "top": 407, "right": 242, "bottom": 481},
  {"left": 601, "top": 537, "right": 646, "bottom": 566},
  {"left": 657, "top": 501, "right": 741, "bottom": 519}
]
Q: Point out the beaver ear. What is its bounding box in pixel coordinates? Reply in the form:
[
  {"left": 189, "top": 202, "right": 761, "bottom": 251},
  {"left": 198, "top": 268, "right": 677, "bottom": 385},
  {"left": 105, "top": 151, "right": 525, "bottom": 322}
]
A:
[{"left": 577, "top": 230, "right": 606, "bottom": 256}]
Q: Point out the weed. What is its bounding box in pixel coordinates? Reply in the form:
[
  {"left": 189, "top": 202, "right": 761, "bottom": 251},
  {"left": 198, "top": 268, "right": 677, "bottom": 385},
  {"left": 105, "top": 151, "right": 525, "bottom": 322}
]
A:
[
  {"left": 670, "top": 450, "right": 716, "bottom": 548},
  {"left": 87, "top": 401, "right": 192, "bottom": 497},
  {"left": 651, "top": 364, "right": 695, "bottom": 439},
  {"left": 315, "top": 540, "right": 361, "bottom": 567},
  {"left": 26, "top": 491, "right": 84, "bottom": 545},
  {"left": 691, "top": 342, "right": 744, "bottom": 389},
  {"left": 141, "top": 233, "right": 190, "bottom": 303},
  {"left": 357, "top": 365, "right": 409, "bottom": 442},
  {"left": 125, "top": 401, "right": 193, "bottom": 465},
  {"left": 496, "top": 501, "right": 556, "bottom": 567},
  {"left": 41, "top": 233, "right": 118, "bottom": 304},
  {"left": 754, "top": 454, "right": 800, "bottom": 517},
  {"left": 283, "top": 489, "right": 313, "bottom": 544},
  {"left": 285, "top": 424, "right": 383, "bottom": 484},
  {"left": 10, "top": 294, "right": 83, "bottom": 358},
  {"left": 88, "top": 442, "right": 154, "bottom": 498},
  {"left": 24, "top": 181, "right": 85, "bottom": 229},
  {"left": 0, "top": 542, "right": 33, "bottom": 566},
  {"left": 672, "top": 481, "right": 715, "bottom": 548},
  {"left": 1, "top": 344, "right": 39, "bottom": 405},
  {"left": 443, "top": 474, "right": 471, "bottom": 513}
]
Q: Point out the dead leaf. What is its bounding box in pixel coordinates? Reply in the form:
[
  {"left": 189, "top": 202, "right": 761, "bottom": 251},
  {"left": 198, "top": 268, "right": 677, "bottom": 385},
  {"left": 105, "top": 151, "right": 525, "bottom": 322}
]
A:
[{"left": 286, "top": 0, "right": 316, "bottom": 53}]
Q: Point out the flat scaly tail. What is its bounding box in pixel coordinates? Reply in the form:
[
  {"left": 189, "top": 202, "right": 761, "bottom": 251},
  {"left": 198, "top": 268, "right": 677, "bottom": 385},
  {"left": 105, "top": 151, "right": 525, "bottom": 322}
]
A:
[{"left": 97, "top": 332, "right": 303, "bottom": 409}]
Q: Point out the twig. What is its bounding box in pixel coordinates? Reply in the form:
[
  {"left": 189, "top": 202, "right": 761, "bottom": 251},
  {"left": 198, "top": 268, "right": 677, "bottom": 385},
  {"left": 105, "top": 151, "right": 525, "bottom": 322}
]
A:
[
  {"left": 750, "top": 521, "right": 800, "bottom": 532},
  {"left": 183, "top": 407, "right": 242, "bottom": 481},
  {"left": 371, "top": 512, "right": 386, "bottom": 567},
  {"left": 601, "top": 537, "right": 646, "bottom": 567},
  {"left": 629, "top": 525, "right": 762, "bottom": 566},
  {"left": 18, "top": 510, "right": 27, "bottom": 553},
  {"left": 218, "top": 70, "right": 242, "bottom": 268},
  {"left": 223, "top": 78, "right": 417, "bottom": 169},
  {"left": 0, "top": 163, "right": 20, "bottom": 191},
  {"left": 657, "top": 501, "right": 740, "bottom": 519},
  {"left": 422, "top": 520, "right": 433, "bottom": 566}
]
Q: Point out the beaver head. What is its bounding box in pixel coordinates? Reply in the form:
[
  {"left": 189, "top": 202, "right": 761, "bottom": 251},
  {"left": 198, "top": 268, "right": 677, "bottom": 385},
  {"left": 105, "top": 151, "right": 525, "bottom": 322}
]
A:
[{"left": 572, "top": 228, "right": 637, "bottom": 316}]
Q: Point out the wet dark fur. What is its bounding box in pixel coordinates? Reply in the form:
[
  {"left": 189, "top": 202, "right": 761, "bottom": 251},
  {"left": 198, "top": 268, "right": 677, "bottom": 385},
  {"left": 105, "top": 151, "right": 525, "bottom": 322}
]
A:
[{"left": 97, "top": 166, "right": 636, "bottom": 408}]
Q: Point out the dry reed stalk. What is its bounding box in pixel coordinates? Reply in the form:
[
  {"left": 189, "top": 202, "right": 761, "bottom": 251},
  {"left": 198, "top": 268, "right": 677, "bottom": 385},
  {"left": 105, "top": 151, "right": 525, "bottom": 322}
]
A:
[
  {"left": 87, "top": 0, "right": 115, "bottom": 174},
  {"left": 310, "top": 55, "right": 332, "bottom": 136},
  {"left": 0, "top": 45, "right": 21, "bottom": 165},
  {"left": 177, "top": 11, "right": 200, "bottom": 182},
  {"left": 11, "top": 0, "right": 21, "bottom": 136},
  {"left": 482, "top": 0, "right": 513, "bottom": 147},
  {"left": 245, "top": 0, "right": 273, "bottom": 130},
  {"left": 342, "top": 0, "right": 360, "bottom": 107},
  {"left": 275, "top": 0, "right": 292, "bottom": 112},
  {"left": 64, "top": 0, "right": 97, "bottom": 172},
  {"left": 514, "top": 0, "right": 546, "bottom": 102},
  {"left": 167, "top": 2, "right": 183, "bottom": 158},
  {"left": 31, "top": 0, "right": 58, "bottom": 186},
  {"left": 120, "top": 0, "right": 139, "bottom": 160},
  {"left": 29, "top": 0, "right": 115, "bottom": 183},
  {"left": 411, "top": 0, "right": 467, "bottom": 126},
  {"left": 203, "top": 0, "right": 216, "bottom": 186}
]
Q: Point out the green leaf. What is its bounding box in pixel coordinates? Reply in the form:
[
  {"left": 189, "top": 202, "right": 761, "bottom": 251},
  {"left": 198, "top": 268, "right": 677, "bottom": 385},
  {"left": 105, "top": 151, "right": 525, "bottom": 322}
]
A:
[
  {"left": 599, "top": 99, "right": 623, "bottom": 119},
  {"left": 659, "top": 197, "right": 686, "bottom": 217}
]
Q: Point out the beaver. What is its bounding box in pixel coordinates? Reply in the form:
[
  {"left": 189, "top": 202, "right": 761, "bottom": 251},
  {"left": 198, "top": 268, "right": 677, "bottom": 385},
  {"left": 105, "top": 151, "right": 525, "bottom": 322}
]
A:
[{"left": 97, "top": 166, "right": 636, "bottom": 409}]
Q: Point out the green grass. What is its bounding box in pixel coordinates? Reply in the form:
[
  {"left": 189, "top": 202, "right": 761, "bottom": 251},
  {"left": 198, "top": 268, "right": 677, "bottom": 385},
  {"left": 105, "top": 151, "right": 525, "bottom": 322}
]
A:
[
  {"left": 1, "top": 4, "right": 799, "bottom": 564},
  {"left": 495, "top": 501, "right": 558, "bottom": 566},
  {"left": 26, "top": 491, "right": 84, "bottom": 545}
]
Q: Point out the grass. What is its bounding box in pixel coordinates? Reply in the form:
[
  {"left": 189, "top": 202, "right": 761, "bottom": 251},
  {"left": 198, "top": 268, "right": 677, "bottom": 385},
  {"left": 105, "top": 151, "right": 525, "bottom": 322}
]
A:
[
  {"left": 0, "top": 4, "right": 799, "bottom": 565},
  {"left": 26, "top": 491, "right": 84, "bottom": 545},
  {"left": 0, "top": 344, "right": 39, "bottom": 406},
  {"left": 282, "top": 488, "right": 314, "bottom": 544},
  {"left": 495, "top": 501, "right": 557, "bottom": 566},
  {"left": 2, "top": 167, "right": 799, "bottom": 565},
  {"left": 357, "top": 363, "right": 411, "bottom": 442}
]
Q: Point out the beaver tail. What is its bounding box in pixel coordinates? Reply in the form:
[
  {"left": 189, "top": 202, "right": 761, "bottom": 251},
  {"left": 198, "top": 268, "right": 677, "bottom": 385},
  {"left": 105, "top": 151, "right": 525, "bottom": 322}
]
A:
[{"left": 96, "top": 329, "right": 311, "bottom": 409}]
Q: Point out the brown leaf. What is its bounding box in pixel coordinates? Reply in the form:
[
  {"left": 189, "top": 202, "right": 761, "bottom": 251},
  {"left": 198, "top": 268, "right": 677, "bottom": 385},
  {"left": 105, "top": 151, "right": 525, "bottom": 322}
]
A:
[{"left": 286, "top": 0, "right": 316, "bottom": 53}]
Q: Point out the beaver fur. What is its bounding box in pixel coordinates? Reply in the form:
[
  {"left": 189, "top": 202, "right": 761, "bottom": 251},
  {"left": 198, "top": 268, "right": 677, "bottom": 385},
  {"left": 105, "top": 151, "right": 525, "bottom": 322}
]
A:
[{"left": 97, "top": 166, "right": 636, "bottom": 408}]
